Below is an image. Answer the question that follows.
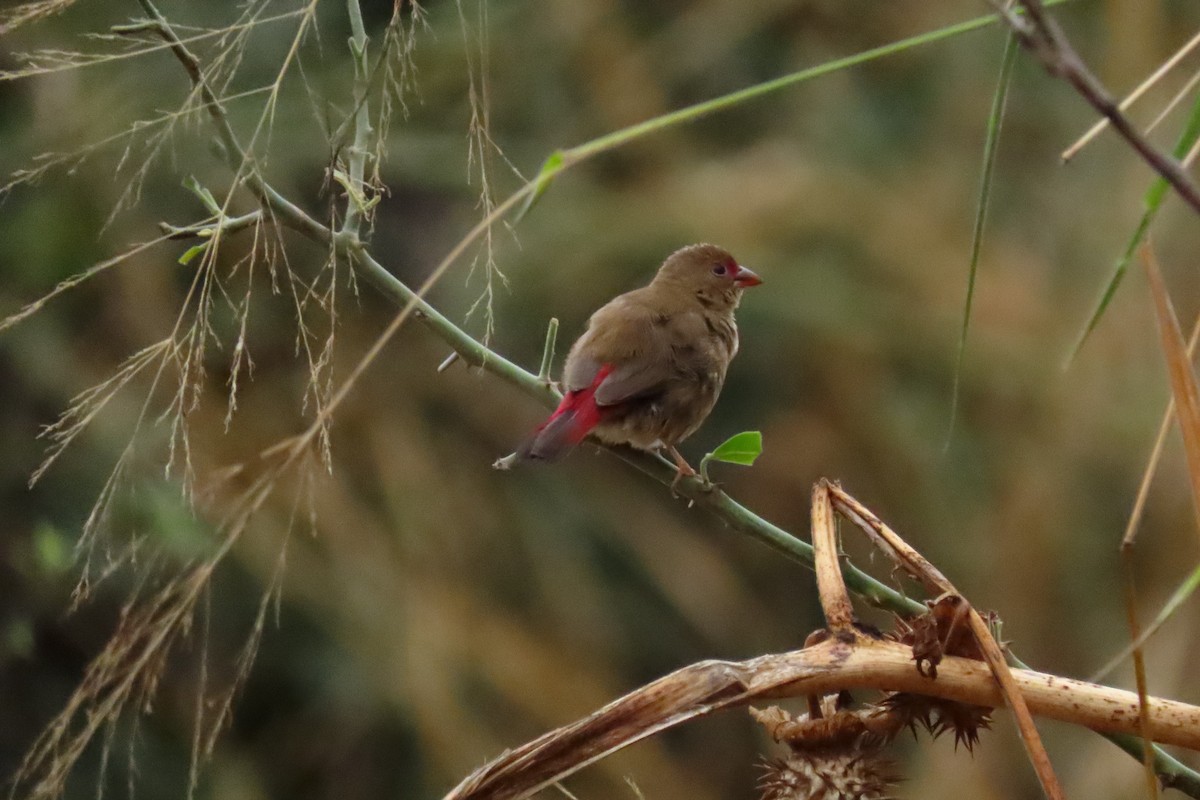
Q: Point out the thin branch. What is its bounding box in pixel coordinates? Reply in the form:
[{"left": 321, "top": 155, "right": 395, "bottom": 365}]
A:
[
  {"left": 1120, "top": 546, "right": 1161, "bottom": 799},
  {"left": 129, "top": 0, "right": 329, "bottom": 245},
  {"left": 158, "top": 210, "right": 264, "bottom": 240}
]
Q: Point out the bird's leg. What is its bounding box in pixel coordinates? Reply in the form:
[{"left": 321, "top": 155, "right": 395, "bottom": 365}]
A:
[{"left": 666, "top": 446, "right": 697, "bottom": 494}]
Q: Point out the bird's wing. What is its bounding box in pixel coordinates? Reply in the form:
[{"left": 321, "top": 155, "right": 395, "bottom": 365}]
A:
[
  {"left": 593, "top": 358, "right": 670, "bottom": 407},
  {"left": 563, "top": 296, "right": 676, "bottom": 406}
]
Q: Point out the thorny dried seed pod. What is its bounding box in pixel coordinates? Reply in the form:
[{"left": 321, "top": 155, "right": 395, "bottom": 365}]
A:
[
  {"left": 753, "top": 703, "right": 898, "bottom": 800},
  {"left": 881, "top": 693, "right": 993, "bottom": 753},
  {"left": 890, "top": 595, "right": 992, "bottom": 678},
  {"left": 759, "top": 752, "right": 899, "bottom": 800}
]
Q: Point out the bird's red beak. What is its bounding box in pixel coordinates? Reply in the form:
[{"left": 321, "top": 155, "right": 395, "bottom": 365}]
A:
[{"left": 734, "top": 265, "right": 762, "bottom": 288}]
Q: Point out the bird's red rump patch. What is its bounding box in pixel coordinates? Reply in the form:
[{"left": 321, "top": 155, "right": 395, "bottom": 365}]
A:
[
  {"left": 565, "top": 363, "right": 613, "bottom": 433},
  {"left": 541, "top": 363, "right": 614, "bottom": 446}
]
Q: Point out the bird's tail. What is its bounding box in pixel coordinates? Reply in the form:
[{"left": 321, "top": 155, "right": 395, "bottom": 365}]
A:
[
  {"left": 512, "top": 367, "right": 615, "bottom": 464},
  {"left": 516, "top": 393, "right": 602, "bottom": 462}
]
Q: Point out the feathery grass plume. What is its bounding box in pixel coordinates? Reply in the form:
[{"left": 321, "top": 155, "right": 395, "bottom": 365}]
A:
[
  {"left": 374, "top": 1, "right": 428, "bottom": 183},
  {"left": 0, "top": 0, "right": 77, "bottom": 34},
  {"left": 456, "top": 0, "right": 523, "bottom": 345}
]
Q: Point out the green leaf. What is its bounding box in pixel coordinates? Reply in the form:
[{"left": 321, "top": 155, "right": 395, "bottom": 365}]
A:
[
  {"left": 515, "top": 150, "right": 565, "bottom": 222},
  {"left": 708, "top": 431, "right": 763, "bottom": 466},
  {"left": 698, "top": 431, "right": 763, "bottom": 485},
  {"left": 178, "top": 243, "right": 208, "bottom": 266}
]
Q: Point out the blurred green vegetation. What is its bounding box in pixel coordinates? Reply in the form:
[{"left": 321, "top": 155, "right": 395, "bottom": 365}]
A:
[{"left": 2, "top": 1, "right": 1200, "bottom": 799}]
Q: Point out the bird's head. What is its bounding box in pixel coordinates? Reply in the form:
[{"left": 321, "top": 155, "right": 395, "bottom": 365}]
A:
[{"left": 653, "top": 243, "right": 762, "bottom": 309}]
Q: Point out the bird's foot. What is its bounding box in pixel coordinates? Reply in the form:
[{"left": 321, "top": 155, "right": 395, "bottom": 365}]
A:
[{"left": 666, "top": 446, "right": 698, "bottom": 498}]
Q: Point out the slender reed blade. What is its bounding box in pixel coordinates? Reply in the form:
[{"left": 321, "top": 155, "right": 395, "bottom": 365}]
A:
[
  {"left": 1141, "top": 244, "right": 1200, "bottom": 540},
  {"left": 947, "top": 30, "right": 1019, "bottom": 448}
]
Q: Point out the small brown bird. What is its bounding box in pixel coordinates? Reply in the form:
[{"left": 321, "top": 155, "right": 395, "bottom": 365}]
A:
[{"left": 513, "top": 243, "right": 761, "bottom": 483}]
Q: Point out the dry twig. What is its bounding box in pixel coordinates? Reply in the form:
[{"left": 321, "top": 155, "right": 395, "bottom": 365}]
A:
[{"left": 988, "top": 0, "right": 1200, "bottom": 214}]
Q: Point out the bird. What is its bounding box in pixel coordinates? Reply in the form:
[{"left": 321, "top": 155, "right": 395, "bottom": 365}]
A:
[{"left": 509, "top": 243, "right": 761, "bottom": 486}]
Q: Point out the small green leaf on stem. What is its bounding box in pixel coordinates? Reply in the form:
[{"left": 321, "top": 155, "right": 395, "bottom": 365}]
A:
[
  {"left": 699, "top": 431, "right": 762, "bottom": 483},
  {"left": 178, "top": 243, "right": 208, "bottom": 266},
  {"left": 709, "top": 431, "right": 763, "bottom": 464},
  {"left": 515, "top": 150, "right": 566, "bottom": 222}
]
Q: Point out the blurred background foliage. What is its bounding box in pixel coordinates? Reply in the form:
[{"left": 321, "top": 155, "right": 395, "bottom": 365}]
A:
[{"left": 2, "top": 0, "right": 1200, "bottom": 798}]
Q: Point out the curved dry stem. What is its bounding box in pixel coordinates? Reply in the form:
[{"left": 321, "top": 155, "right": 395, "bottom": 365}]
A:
[{"left": 810, "top": 480, "right": 853, "bottom": 631}]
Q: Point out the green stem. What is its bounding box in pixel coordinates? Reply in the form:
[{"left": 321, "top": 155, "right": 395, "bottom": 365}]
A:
[
  {"left": 537, "top": 318, "right": 559, "bottom": 383},
  {"left": 561, "top": 1, "right": 1070, "bottom": 165},
  {"left": 159, "top": 210, "right": 263, "bottom": 240}
]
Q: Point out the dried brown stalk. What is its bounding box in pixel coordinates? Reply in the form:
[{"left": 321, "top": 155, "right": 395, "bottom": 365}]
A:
[{"left": 811, "top": 479, "right": 853, "bottom": 632}]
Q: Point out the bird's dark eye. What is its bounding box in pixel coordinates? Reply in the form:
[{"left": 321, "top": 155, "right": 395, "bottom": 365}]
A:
[{"left": 712, "top": 264, "right": 727, "bottom": 276}]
